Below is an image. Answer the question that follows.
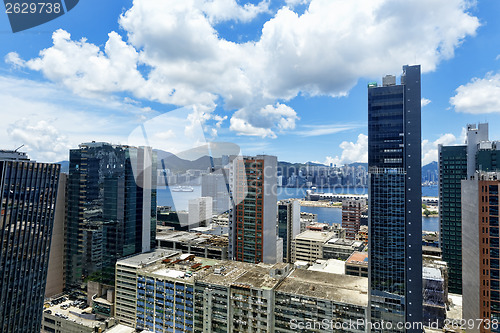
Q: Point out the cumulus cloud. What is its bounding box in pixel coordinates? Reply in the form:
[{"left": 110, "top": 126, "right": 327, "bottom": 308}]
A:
[
  {"left": 230, "top": 103, "right": 299, "bottom": 138},
  {"left": 450, "top": 72, "right": 500, "bottom": 114},
  {"left": 10, "top": 0, "right": 480, "bottom": 137},
  {"left": 7, "top": 119, "right": 72, "bottom": 162},
  {"left": 319, "top": 134, "right": 368, "bottom": 166},
  {"left": 421, "top": 98, "right": 431, "bottom": 107},
  {"left": 421, "top": 133, "right": 457, "bottom": 165}
]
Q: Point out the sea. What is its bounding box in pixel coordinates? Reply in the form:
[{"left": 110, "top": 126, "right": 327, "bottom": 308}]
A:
[{"left": 157, "top": 185, "right": 439, "bottom": 232}]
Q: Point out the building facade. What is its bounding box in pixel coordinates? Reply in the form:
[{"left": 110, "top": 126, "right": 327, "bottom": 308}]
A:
[
  {"left": 229, "top": 155, "right": 278, "bottom": 264},
  {"left": 438, "top": 145, "right": 467, "bottom": 294},
  {"left": 66, "top": 142, "right": 157, "bottom": 287},
  {"left": 0, "top": 151, "right": 60, "bottom": 332},
  {"left": 342, "top": 198, "right": 366, "bottom": 240},
  {"left": 462, "top": 172, "right": 500, "bottom": 333},
  {"left": 367, "top": 65, "right": 422, "bottom": 330},
  {"left": 277, "top": 200, "right": 300, "bottom": 263},
  {"left": 115, "top": 251, "right": 368, "bottom": 333}
]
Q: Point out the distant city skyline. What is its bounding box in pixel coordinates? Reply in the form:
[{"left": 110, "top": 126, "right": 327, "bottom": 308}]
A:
[{"left": 1, "top": 1, "right": 500, "bottom": 165}]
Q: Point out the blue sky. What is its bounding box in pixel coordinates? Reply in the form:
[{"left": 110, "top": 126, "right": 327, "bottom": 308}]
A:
[{"left": 1, "top": 0, "right": 500, "bottom": 164}]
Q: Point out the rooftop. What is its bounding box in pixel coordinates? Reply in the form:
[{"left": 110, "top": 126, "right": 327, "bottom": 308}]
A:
[
  {"left": 43, "top": 298, "right": 104, "bottom": 329},
  {"left": 346, "top": 252, "right": 368, "bottom": 265},
  {"left": 295, "top": 230, "right": 336, "bottom": 242},
  {"left": 276, "top": 269, "right": 368, "bottom": 307},
  {"left": 325, "top": 238, "right": 364, "bottom": 247},
  {"left": 308, "top": 259, "right": 345, "bottom": 274},
  {"left": 116, "top": 249, "right": 179, "bottom": 268},
  {"left": 156, "top": 230, "right": 228, "bottom": 247}
]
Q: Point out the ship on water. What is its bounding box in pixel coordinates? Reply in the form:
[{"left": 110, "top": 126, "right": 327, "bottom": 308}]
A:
[{"left": 171, "top": 186, "right": 194, "bottom": 192}]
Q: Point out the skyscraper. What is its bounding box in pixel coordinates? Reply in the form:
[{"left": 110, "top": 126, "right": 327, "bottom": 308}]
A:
[
  {"left": 462, "top": 172, "right": 500, "bottom": 332},
  {"left": 0, "top": 150, "right": 60, "bottom": 332},
  {"left": 439, "top": 123, "right": 489, "bottom": 295},
  {"left": 229, "top": 155, "right": 278, "bottom": 264},
  {"left": 66, "top": 142, "right": 157, "bottom": 286},
  {"left": 438, "top": 145, "right": 467, "bottom": 295},
  {"left": 277, "top": 199, "right": 300, "bottom": 263},
  {"left": 368, "top": 65, "right": 422, "bottom": 330}
]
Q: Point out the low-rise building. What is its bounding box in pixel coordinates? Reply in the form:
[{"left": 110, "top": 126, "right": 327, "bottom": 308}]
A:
[
  {"left": 41, "top": 296, "right": 127, "bottom": 333},
  {"left": 115, "top": 251, "right": 369, "bottom": 332},
  {"left": 355, "top": 225, "right": 368, "bottom": 245},
  {"left": 156, "top": 229, "right": 229, "bottom": 260},
  {"left": 290, "top": 230, "right": 337, "bottom": 263},
  {"left": 345, "top": 252, "right": 368, "bottom": 277},
  {"left": 322, "top": 238, "right": 365, "bottom": 261},
  {"left": 274, "top": 269, "right": 368, "bottom": 333}
]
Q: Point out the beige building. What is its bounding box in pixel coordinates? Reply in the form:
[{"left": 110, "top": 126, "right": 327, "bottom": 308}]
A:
[{"left": 290, "top": 230, "right": 337, "bottom": 263}]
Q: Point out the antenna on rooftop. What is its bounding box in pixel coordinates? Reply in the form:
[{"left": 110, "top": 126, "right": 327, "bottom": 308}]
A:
[{"left": 14, "top": 144, "right": 24, "bottom": 152}]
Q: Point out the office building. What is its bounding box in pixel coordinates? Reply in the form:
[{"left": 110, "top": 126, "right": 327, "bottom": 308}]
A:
[
  {"left": 323, "top": 238, "right": 365, "bottom": 261},
  {"left": 368, "top": 65, "right": 422, "bottom": 329},
  {"left": 0, "top": 150, "right": 60, "bottom": 332},
  {"left": 66, "top": 142, "right": 157, "bottom": 287},
  {"left": 290, "top": 230, "right": 337, "bottom": 263},
  {"left": 229, "top": 155, "right": 278, "bottom": 264},
  {"left": 188, "top": 197, "right": 213, "bottom": 229},
  {"left": 277, "top": 199, "right": 300, "bottom": 263},
  {"left": 342, "top": 198, "right": 366, "bottom": 240},
  {"left": 438, "top": 145, "right": 467, "bottom": 294},
  {"left": 346, "top": 252, "right": 369, "bottom": 277},
  {"left": 439, "top": 123, "right": 491, "bottom": 295},
  {"left": 462, "top": 172, "right": 500, "bottom": 332}
]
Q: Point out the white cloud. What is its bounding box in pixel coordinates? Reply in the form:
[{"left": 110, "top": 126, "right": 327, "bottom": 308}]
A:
[
  {"left": 5, "top": 52, "right": 25, "bottom": 68},
  {"left": 295, "top": 123, "right": 362, "bottom": 137},
  {"left": 319, "top": 134, "right": 368, "bottom": 166},
  {"left": 7, "top": 119, "right": 72, "bottom": 162},
  {"left": 421, "top": 98, "right": 431, "bottom": 107},
  {"left": 230, "top": 103, "right": 298, "bottom": 138},
  {"left": 0, "top": 75, "right": 167, "bottom": 161},
  {"left": 10, "top": 0, "right": 480, "bottom": 137},
  {"left": 316, "top": 132, "right": 458, "bottom": 167},
  {"left": 202, "top": 0, "right": 270, "bottom": 23},
  {"left": 450, "top": 72, "right": 500, "bottom": 114},
  {"left": 421, "top": 133, "right": 457, "bottom": 165}
]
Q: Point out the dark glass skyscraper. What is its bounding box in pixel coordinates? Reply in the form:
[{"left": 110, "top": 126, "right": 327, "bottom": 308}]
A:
[
  {"left": 0, "top": 150, "right": 60, "bottom": 332},
  {"left": 66, "top": 142, "right": 156, "bottom": 286},
  {"left": 439, "top": 145, "right": 467, "bottom": 294},
  {"left": 368, "top": 65, "right": 422, "bottom": 331}
]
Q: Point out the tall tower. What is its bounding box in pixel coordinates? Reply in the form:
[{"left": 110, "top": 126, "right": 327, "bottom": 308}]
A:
[
  {"left": 462, "top": 172, "right": 500, "bottom": 333},
  {"left": 277, "top": 199, "right": 300, "bottom": 263},
  {"left": 229, "top": 155, "right": 278, "bottom": 264},
  {"left": 66, "top": 142, "right": 157, "bottom": 287},
  {"left": 439, "top": 123, "right": 489, "bottom": 295},
  {"left": 438, "top": 144, "right": 467, "bottom": 294},
  {"left": 368, "top": 65, "right": 422, "bottom": 330},
  {"left": 0, "top": 150, "right": 60, "bottom": 332}
]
